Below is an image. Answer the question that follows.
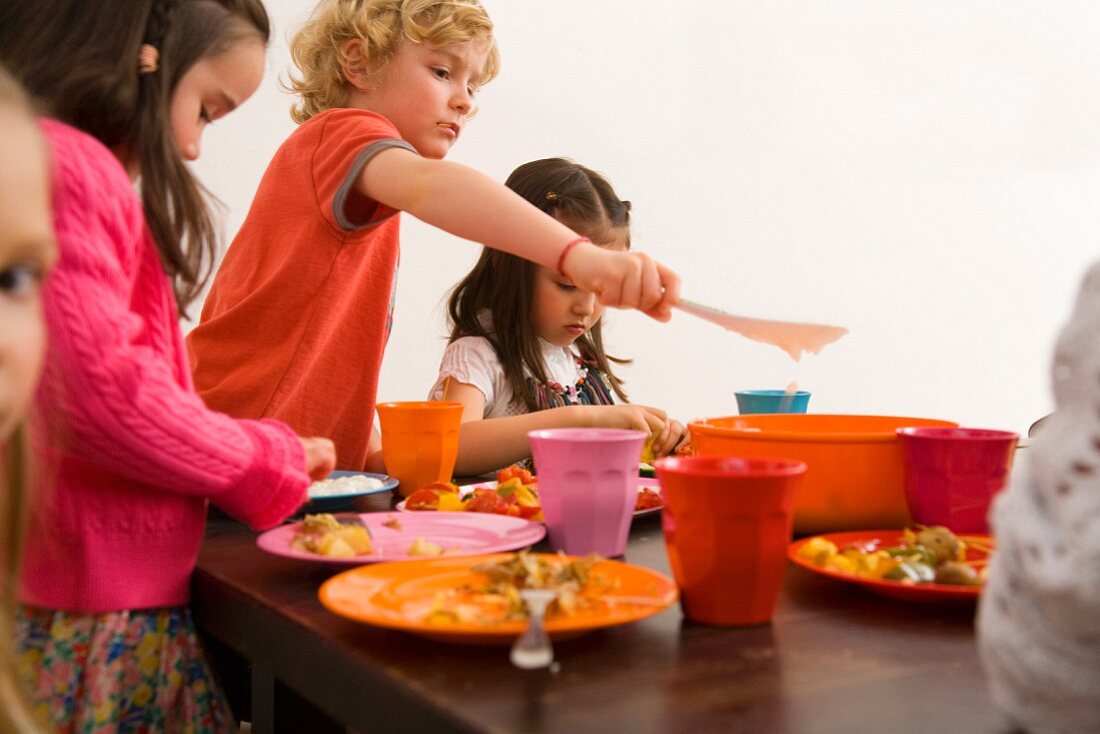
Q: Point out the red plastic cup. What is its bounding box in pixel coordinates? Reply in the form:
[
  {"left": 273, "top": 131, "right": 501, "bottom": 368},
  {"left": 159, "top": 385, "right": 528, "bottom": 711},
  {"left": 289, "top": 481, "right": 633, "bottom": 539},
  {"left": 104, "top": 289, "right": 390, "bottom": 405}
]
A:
[
  {"left": 897, "top": 427, "right": 1019, "bottom": 533},
  {"left": 654, "top": 455, "right": 806, "bottom": 626}
]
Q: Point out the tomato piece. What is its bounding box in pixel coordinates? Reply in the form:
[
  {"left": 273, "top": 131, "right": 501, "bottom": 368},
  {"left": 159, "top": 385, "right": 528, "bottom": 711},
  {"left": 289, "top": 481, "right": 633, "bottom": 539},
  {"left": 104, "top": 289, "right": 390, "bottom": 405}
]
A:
[
  {"left": 421, "top": 481, "right": 460, "bottom": 494},
  {"left": 516, "top": 504, "right": 541, "bottom": 520},
  {"left": 496, "top": 466, "right": 537, "bottom": 486},
  {"left": 494, "top": 503, "right": 521, "bottom": 517},
  {"left": 464, "top": 488, "right": 506, "bottom": 514},
  {"left": 406, "top": 489, "right": 442, "bottom": 511},
  {"left": 634, "top": 488, "right": 662, "bottom": 511}
]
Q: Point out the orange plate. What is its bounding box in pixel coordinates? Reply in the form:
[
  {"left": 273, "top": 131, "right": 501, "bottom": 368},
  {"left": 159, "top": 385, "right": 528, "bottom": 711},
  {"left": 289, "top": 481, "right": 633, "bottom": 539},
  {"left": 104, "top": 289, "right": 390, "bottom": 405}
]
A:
[
  {"left": 787, "top": 530, "right": 993, "bottom": 603},
  {"left": 318, "top": 553, "right": 678, "bottom": 644}
]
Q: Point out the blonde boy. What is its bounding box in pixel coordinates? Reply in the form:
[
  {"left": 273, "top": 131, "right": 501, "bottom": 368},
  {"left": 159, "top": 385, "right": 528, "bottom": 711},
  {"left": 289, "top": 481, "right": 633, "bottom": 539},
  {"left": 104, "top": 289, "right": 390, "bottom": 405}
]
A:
[{"left": 188, "top": 0, "right": 679, "bottom": 472}]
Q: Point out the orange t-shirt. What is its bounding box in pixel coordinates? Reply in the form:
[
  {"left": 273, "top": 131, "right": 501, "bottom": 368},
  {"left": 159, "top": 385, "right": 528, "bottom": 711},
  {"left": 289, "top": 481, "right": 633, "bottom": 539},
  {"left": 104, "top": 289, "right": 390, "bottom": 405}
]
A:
[{"left": 188, "top": 108, "right": 416, "bottom": 471}]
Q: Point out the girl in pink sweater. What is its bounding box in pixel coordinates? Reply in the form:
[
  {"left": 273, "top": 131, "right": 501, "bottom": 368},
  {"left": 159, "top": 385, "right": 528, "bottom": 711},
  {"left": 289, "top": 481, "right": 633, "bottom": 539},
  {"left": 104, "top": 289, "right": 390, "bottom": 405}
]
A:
[{"left": 0, "top": 1, "right": 335, "bottom": 730}]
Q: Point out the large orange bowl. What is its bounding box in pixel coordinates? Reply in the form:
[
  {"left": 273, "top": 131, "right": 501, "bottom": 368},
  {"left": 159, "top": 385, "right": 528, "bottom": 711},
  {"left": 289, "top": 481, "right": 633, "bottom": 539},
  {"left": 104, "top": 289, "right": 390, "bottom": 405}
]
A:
[{"left": 689, "top": 415, "right": 958, "bottom": 534}]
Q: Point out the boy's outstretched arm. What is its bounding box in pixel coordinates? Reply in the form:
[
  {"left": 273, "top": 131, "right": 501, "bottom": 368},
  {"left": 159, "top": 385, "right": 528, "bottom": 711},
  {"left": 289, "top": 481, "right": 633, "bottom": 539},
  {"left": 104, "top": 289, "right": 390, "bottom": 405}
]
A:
[{"left": 357, "top": 149, "right": 680, "bottom": 321}]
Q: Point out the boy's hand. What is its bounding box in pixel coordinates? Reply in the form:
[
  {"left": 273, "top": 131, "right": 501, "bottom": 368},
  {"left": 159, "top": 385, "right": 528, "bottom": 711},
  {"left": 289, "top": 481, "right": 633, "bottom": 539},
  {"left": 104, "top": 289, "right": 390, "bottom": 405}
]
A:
[
  {"left": 298, "top": 436, "right": 336, "bottom": 481},
  {"left": 563, "top": 243, "right": 681, "bottom": 322}
]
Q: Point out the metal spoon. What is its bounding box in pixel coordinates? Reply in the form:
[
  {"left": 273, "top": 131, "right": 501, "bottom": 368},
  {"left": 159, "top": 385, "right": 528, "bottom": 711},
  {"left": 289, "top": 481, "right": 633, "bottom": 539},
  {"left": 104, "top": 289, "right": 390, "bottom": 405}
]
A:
[{"left": 510, "top": 588, "right": 558, "bottom": 669}]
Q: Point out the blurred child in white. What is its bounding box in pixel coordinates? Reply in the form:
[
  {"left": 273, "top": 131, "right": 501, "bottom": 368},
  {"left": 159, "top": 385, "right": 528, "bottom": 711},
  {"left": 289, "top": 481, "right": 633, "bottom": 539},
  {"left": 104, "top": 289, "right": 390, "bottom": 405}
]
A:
[
  {"left": 187, "top": 0, "right": 681, "bottom": 474},
  {"left": 0, "top": 0, "right": 335, "bottom": 729},
  {"left": 428, "top": 158, "right": 687, "bottom": 475},
  {"left": 0, "top": 62, "right": 56, "bottom": 734},
  {"left": 977, "top": 262, "right": 1100, "bottom": 733}
]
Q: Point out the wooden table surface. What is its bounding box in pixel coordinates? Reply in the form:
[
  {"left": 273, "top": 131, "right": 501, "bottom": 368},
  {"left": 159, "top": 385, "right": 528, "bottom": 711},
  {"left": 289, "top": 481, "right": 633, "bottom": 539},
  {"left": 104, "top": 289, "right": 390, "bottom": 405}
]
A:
[{"left": 193, "top": 492, "right": 1012, "bottom": 734}]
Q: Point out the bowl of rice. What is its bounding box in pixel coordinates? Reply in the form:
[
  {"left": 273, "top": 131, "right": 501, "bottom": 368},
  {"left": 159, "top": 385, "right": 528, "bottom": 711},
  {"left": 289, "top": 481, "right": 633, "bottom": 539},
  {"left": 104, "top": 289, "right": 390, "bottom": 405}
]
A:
[{"left": 305, "top": 471, "right": 398, "bottom": 511}]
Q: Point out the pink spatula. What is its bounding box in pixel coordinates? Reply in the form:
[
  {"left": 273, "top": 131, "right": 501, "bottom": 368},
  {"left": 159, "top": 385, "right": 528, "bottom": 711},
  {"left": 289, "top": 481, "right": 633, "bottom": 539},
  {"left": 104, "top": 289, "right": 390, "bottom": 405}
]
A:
[{"left": 674, "top": 298, "right": 848, "bottom": 361}]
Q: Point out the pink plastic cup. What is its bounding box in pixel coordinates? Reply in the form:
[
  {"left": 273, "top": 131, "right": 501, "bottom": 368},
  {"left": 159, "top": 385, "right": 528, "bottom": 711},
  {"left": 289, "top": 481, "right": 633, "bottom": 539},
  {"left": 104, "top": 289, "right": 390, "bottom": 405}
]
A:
[
  {"left": 897, "top": 427, "right": 1019, "bottom": 533},
  {"left": 527, "top": 428, "right": 646, "bottom": 557}
]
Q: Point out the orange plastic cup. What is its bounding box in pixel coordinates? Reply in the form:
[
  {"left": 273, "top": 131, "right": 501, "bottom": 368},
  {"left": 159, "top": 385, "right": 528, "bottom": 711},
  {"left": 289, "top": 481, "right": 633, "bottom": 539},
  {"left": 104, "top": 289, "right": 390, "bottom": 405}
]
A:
[
  {"left": 376, "top": 402, "right": 463, "bottom": 497},
  {"left": 655, "top": 455, "right": 806, "bottom": 626}
]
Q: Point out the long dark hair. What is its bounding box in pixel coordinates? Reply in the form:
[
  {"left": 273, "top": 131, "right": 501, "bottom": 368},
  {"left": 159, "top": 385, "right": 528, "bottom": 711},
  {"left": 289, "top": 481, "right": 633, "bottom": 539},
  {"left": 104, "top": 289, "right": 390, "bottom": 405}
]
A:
[
  {"left": 447, "top": 157, "right": 633, "bottom": 411},
  {"left": 0, "top": 0, "right": 270, "bottom": 314}
]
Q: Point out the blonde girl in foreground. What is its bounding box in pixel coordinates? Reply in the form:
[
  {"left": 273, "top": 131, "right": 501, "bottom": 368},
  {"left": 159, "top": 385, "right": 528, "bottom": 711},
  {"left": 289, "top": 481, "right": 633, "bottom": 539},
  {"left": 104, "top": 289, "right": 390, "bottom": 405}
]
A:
[{"left": 0, "top": 63, "right": 56, "bottom": 734}]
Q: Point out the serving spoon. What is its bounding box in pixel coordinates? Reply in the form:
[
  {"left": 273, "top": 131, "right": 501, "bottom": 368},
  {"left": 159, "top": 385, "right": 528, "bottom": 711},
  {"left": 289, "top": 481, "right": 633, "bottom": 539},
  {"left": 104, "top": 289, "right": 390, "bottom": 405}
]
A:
[{"left": 674, "top": 298, "right": 848, "bottom": 361}]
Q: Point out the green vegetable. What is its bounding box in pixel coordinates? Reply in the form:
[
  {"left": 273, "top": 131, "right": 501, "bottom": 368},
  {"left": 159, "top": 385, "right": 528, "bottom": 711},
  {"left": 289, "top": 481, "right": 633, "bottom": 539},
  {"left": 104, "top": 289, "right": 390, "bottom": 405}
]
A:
[
  {"left": 639, "top": 462, "right": 656, "bottom": 478},
  {"left": 495, "top": 478, "right": 522, "bottom": 498},
  {"left": 883, "top": 545, "right": 938, "bottom": 568},
  {"left": 882, "top": 561, "right": 936, "bottom": 583}
]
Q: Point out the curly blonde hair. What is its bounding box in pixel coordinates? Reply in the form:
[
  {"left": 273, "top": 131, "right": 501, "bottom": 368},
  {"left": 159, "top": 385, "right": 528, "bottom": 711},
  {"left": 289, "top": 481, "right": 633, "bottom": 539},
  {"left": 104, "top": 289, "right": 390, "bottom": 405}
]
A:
[{"left": 288, "top": 0, "right": 500, "bottom": 123}]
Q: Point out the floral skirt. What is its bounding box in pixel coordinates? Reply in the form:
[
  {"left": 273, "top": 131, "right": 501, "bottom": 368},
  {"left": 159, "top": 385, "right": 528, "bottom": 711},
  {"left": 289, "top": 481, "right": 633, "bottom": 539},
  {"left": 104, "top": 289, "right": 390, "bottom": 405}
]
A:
[{"left": 15, "top": 605, "right": 235, "bottom": 734}]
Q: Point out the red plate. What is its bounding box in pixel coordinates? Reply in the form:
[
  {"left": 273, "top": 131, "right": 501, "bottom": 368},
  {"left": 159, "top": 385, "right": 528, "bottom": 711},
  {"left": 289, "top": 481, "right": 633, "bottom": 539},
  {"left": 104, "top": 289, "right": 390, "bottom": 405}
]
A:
[{"left": 787, "top": 530, "right": 993, "bottom": 602}]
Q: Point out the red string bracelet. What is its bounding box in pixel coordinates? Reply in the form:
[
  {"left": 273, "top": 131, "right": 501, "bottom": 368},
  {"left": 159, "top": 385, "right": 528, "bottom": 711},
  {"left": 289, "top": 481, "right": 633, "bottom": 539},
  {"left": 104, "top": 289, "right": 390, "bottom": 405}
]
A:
[{"left": 555, "top": 236, "right": 590, "bottom": 277}]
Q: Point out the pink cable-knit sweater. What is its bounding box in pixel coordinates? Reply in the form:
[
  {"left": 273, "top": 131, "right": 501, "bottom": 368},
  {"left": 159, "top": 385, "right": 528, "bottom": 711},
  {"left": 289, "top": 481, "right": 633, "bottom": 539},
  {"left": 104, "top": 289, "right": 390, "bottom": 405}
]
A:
[{"left": 19, "top": 119, "right": 310, "bottom": 613}]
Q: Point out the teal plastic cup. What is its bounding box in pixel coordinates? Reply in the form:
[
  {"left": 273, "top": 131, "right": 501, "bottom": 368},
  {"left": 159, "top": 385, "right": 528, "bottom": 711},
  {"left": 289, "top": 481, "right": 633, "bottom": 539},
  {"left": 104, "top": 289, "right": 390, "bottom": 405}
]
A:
[{"left": 735, "top": 390, "right": 811, "bottom": 414}]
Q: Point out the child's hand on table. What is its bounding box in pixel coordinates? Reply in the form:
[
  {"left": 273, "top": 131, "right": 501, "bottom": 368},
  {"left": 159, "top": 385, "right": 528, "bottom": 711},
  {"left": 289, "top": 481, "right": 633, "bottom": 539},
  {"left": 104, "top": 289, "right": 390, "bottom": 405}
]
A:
[
  {"left": 581, "top": 404, "right": 670, "bottom": 440},
  {"left": 649, "top": 418, "right": 687, "bottom": 458},
  {"left": 299, "top": 437, "right": 336, "bottom": 481}
]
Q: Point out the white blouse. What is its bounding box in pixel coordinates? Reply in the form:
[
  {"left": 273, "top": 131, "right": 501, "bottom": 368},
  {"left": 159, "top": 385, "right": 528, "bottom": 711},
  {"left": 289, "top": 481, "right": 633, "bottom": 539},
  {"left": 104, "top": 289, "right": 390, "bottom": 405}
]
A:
[{"left": 427, "top": 335, "right": 586, "bottom": 418}]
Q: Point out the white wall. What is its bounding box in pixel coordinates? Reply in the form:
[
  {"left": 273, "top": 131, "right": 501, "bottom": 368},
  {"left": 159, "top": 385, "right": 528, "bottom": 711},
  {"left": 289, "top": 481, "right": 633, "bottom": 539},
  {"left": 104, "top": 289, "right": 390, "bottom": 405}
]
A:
[{"left": 189, "top": 0, "right": 1100, "bottom": 436}]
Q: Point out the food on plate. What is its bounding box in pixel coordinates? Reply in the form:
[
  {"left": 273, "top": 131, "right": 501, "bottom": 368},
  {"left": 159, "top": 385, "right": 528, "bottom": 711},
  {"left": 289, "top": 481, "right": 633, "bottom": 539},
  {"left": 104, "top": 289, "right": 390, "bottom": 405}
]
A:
[
  {"left": 635, "top": 487, "right": 662, "bottom": 512},
  {"left": 290, "top": 514, "right": 373, "bottom": 557},
  {"left": 308, "top": 474, "right": 386, "bottom": 498},
  {"left": 406, "top": 478, "right": 542, "bottom": 520},
  {"left": 795, "top": 525, "right": 989, "bottom": 587},
  {"left": 408, "top": 537, "right": 444, "bottom": 556},
  {"left": 381, "top": 518, "right": 403, "bottom": 531},
  {"left": 404, "top": 477, "right": 663, "bottom": 519},
  {"left": 423, "top": 550, "right": 607, "bottom": 625},
  {"left": 406, "top": 480, "right": 483, "bottom": 513},
  {"left": 496, "top": 466, "right": 536, "bottom": 485},
  {"left": 638, "top": 429, "right": 693, "bottom": 476}
]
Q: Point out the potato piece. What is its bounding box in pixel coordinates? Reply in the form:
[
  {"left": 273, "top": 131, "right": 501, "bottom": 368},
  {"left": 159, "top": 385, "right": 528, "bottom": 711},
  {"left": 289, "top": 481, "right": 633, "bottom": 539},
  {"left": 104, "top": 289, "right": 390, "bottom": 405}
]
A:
[
  {"left": 335, "top": 527, "right": 373, "bottom": 555},
  {"left": 796, "top": 537, "right": 838, "bottom": 566},
  {"left": 408, "top": 537, "right": 444, "bottom": 556},
  {"left": 915, "top": 526, "right": 961, "bottom": 565},
  {"left": 318, "top": 535, "right": 356, "bottom": 557},
  {"left": 935, "top": 561, "right": 981, "bottom": 586}
]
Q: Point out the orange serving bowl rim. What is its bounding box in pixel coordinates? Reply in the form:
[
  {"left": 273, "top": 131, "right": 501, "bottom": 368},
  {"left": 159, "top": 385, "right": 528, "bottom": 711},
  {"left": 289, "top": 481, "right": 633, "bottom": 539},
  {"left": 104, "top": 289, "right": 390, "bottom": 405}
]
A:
[{"left": 689, "top": 414, "right": 958, "bottom": 443}]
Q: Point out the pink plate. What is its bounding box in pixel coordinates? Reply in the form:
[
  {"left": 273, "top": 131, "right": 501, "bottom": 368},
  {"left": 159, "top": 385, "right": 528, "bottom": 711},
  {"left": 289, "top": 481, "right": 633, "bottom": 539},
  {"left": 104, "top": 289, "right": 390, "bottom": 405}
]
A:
[
  {"left": 396, "top": 478, "right": 664, "bottom": 518},
  {"left": 256, "top": 511, "right": 546, "bottom": 566}
]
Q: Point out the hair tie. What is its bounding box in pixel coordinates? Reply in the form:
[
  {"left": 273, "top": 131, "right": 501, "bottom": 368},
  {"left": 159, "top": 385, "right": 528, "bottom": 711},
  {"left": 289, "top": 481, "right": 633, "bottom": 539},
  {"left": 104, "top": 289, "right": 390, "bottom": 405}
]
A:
[
  {"left": 545, "top": 191, "right": 559, "bottom": 204},
  {"left": 138, "top": 44, "right": 160, "bottom": 75}
]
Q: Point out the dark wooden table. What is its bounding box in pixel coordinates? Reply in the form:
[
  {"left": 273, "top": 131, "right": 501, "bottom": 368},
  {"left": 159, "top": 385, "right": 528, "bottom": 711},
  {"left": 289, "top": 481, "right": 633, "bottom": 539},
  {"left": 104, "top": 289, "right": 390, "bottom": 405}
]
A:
[{"left": 193, "top": 493, "right": 1012, "bottom": 734}]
